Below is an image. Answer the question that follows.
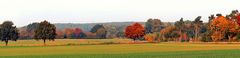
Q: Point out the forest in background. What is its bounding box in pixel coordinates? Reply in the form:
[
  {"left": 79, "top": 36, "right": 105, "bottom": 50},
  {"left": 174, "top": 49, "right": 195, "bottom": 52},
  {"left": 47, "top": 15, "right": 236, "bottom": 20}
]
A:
[{"left": 1, "top": 10, "right": 240, "bottom": 46}]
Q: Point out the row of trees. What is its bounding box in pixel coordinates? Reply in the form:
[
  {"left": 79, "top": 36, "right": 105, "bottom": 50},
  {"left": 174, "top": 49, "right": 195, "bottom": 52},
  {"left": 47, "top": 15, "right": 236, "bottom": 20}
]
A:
[
  {"left": 0, "top": 20, "right": 56, "bottom": 46},
  {"left": 125, "top": 10, "right": 240, "bottom": 42},
  {"left": 1, "top": 10, "right": 240, "bottom": 46}
]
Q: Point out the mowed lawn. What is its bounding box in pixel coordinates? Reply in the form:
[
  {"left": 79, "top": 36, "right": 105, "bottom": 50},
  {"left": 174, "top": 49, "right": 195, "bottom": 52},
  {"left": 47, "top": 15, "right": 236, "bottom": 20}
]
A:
[{"left": 0, "top": 39, "right": 240, "bottom": 58}]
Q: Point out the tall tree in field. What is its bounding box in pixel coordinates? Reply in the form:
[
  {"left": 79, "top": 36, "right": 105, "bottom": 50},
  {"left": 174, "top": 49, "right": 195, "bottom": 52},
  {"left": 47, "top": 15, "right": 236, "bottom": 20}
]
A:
[
  {"left": 125, "top": 23, "right": 145, "bottom": 40},
  {"left": 34, "top": 20, "right": 56, "bottom": 45},
  {"left": 0, "top": 21, "right": 19, "bottom": 46},
  {"left": 192, "top": 16, "right": 203, "bottom": 41}
]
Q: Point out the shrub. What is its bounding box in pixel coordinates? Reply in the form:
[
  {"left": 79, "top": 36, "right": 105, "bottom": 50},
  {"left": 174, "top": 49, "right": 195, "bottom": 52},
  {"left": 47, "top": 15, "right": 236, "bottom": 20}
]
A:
[{"left": 144, "top": 33, "right": 156, "bottom": 42}]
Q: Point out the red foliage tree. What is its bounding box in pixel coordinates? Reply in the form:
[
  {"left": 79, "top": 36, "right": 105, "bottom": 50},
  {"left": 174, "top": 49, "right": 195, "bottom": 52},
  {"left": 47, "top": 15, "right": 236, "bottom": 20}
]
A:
[
  {"left": 74, "top": 28, "right": 83, "bottom": 37},
  {"left": 125, "top": 23, "right": 145, "bottom": 40},
  {"left": 237, "top": 15, "right": 240, "bottom": 26}
]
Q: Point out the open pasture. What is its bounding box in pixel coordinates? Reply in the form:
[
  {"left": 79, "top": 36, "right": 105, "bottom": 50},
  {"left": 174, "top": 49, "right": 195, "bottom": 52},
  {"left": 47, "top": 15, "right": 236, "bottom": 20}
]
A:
[{"left": 0, "top": 39, "right": 240, "bottom": 58}]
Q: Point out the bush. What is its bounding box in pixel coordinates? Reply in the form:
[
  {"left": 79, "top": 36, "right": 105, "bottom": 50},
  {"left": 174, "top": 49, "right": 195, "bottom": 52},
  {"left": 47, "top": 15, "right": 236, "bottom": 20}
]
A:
[
  {"left": 144, "top": 33, "right": 157, "bottom": 42},
  {"left": 201, "top": 32, "right": 212, "bottom": 42}
]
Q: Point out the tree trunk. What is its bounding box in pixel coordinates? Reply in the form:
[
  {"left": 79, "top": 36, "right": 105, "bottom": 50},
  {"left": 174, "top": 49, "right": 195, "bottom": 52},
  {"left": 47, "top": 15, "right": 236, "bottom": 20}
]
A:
[
  {"left": 43, "top": 39, "right": 46, "bottom": 46},
  {"left": 5, "top": 40, "right": 8, "bottom": 46},
  {"left": 195, "top": 28, "right": 199, "bottom": 42}
]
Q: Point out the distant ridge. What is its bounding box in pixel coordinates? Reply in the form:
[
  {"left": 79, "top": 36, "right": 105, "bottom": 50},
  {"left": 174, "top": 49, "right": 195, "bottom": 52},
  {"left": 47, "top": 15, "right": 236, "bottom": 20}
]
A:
[{"left": 54, "top": 22, "right": 145, "bottom": 31}]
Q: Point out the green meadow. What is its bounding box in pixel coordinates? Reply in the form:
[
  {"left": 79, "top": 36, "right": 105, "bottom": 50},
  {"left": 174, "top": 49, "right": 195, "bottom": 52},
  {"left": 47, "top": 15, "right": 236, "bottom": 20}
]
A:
[{"left": 0, "top": 39, "right": 240, "bottom": 58}]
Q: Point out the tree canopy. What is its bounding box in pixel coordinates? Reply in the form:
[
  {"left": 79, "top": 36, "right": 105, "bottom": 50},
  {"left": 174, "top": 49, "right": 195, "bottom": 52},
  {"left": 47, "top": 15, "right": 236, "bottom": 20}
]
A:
[
  {"left": 125, "top": 23, "right": 145, "bottom": 40},
  {"left": 34, "top": 20, "right": 56, "bottom": 45},
  {"left": 0, "top": 21, "right": 19, "bottom": 46}
]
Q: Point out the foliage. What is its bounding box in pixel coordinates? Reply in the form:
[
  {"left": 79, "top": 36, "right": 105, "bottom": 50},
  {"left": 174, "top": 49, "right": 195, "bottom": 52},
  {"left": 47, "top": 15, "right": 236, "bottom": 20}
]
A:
[
  {"left": 145, "top": 18, "right": 163, "bottom": 34},
  {"left": 105, "top": 25, "right": 118, "bottom": 38},
  {"left": 34, "top": 20, "right": 56, "bottom": 45},
  {"left": 209, "top": 11, "right": 240, "bottom": 42},
  {"left": 56, "top": 29, "right": 64, "bottom": 39},
  {"left": 74, "top": 28, "right": 86, "bottom": 39},
  {"left": 90, "top": 24, "right": 107, "bottom": 39},
  {"left": 192, "top": 16, "right": 203, "bottom": 41},
  {"left": 64, "top": 28, "right": 74, "bottom": 38},
  {"left": 125, "top": 23, "right": 145, "bottom": 40},
  {"left": 24, "top": 23, "right": 40, "bottom": 39},
  {"left": 175, "top": 18, "right": 185, "bottom": 32},
  {"left": 237, "top": 15, "right": 240, "bottom": 26},
  {"left": 144, "top": 33, "right": 156, "bottom": 42},
  {"left": 159, "top": 25, "right": 177, "bottom": 41},
  {"left": 0, "top": 21, "right": 19, "bottom": 46},
  {"left": 96, "top": 27, "right": 107, "bottom": 39}
]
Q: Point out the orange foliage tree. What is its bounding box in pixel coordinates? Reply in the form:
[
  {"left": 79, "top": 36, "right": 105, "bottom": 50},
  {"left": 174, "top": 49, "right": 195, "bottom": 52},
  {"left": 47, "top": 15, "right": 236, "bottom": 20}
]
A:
[
  {"left": 210, "top": 15, "right": 229, "bottom": 42},
  {"left": 64, "top": 28, "right": 74, "bottom": 38},
  {"left": 144, "top": 33, "right": 156, "bottom": 42},
  {"left": 125, "top": 23, "right": 145, "bottom": 40},
  {"left": 210, "top": 14, "right": 240, "bottom": 42}
]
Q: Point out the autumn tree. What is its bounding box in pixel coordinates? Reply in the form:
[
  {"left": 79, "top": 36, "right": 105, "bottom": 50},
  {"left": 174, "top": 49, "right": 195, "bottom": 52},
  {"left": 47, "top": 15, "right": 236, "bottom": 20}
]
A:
[
  {"left": 225, "top": 10, "right": 240, "bottom": 42},
  {"left": 0, "top": 21, "right": 19, "bottom": 46},
  {"left": 73, "top": 28, "right": 86, "bottom": 39},
  {"left": 125, "top": 23, "right": 145, "bottom": 40},
  {"left": 237, "top": 14, "right": 240, "bottom": 26},
  {"left": 144, "top": 33, "right": 156, "bottom": 42},
  {"left": 34, "top": 20, "right": 56, "bottom": 45},
  {"left": 210, "top": 14, "right": 226, "bottom": 41},
  {"left": 64, "top": 28, "right": 74, "bottom": 38}
]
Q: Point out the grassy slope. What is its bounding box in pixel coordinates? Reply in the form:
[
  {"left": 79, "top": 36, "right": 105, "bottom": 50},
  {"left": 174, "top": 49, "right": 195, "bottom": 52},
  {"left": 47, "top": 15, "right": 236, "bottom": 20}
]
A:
[{"left": 0, "top": 41, "right": 240, "bottom": 58}]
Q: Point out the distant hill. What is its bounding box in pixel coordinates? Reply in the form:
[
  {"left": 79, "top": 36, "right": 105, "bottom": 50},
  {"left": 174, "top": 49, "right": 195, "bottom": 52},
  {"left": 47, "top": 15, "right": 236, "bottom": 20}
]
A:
[
  {"left": 54, "top": 22, "right": 145, "bottom": 31},
  {"left": 19, "top": 22, "right": 174, "bottom": 32}
]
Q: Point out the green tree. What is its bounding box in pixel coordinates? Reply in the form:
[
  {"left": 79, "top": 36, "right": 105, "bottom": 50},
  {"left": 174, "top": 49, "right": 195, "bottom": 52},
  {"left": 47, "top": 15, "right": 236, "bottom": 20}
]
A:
[
  {"left": 34, "top": 20, "right": 56, "bottom": 45},
  {"left": 145, "top": 18, "right": 163, "bottom": 34},
  {"left": 90, "top": 24, "right": 107, "bottom": 39},
  {"left": 0, "top": 21, "right": 19, "bottom": 46}
]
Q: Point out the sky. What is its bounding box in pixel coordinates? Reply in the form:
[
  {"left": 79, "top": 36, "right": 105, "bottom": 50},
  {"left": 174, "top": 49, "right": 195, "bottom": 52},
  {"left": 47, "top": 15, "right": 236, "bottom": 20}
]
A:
[{"left": 0, "top": 0, "right": 239, "bottom": 27}]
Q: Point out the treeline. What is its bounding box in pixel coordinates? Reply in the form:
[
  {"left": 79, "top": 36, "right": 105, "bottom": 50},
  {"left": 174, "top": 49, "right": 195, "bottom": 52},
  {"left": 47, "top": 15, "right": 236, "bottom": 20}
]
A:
[
  {"left": 1, "top": 10, "right": 240, "bottom": 46},
  {"left": 143, "top": 10, "right": 240, "bottom": 42},
  {"left": 0, "top": 20, "right": 56, "bottom": 46}
]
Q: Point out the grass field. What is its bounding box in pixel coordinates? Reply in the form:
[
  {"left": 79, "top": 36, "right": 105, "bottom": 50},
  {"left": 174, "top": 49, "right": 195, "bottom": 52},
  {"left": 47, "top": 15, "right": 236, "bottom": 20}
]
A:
[{"left": 0, "top": 39, "right": 240, "bottom": 58}]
